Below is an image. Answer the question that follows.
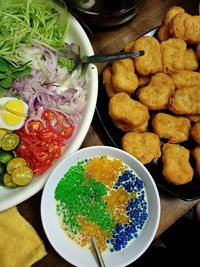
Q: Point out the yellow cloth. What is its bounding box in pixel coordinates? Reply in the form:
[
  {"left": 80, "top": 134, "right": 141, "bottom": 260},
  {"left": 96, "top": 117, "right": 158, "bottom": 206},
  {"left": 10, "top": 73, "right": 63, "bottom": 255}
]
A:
[{"left": 0, "top": 207, "right": 47, "bottom": 267}]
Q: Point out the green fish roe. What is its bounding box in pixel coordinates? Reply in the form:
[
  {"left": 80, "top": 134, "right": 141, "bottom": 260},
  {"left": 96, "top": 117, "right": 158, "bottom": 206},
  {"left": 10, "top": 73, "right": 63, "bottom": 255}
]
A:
[{"left": 54, "top": 162, "right": 115, "bottom": 234}]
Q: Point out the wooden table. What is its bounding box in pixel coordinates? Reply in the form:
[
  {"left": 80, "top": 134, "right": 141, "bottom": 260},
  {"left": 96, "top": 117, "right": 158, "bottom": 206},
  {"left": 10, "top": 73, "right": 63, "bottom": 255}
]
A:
[{"left": 17, "top": 0, "right": 200, "bottom": 266}]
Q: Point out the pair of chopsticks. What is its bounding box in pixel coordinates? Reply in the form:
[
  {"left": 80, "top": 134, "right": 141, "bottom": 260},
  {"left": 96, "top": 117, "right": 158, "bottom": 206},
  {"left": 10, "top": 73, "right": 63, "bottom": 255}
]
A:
[{"left": 91, "top": 237, "right": 106, "bottom": 267}]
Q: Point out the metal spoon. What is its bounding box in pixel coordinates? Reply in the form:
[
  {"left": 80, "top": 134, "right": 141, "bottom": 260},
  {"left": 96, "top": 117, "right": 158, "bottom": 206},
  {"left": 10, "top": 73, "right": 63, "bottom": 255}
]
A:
[
  {"left": 65, "top": 42, "right": 144, "bottom": 71},
  {"left": 80, "top": 50, "right": 145, "bottom": 64},
  {"left": 91, "top": 237, "right": 106, "bottom": 267}
]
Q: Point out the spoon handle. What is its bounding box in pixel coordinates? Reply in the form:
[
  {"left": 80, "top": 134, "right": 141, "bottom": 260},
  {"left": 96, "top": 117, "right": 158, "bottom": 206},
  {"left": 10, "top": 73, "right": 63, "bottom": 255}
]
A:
[
  {"left": 91, "top": 237, "right": 106, "bottom": 267},
  {"left": 81, "top": 50, "right": 144, "bottom": 64}
]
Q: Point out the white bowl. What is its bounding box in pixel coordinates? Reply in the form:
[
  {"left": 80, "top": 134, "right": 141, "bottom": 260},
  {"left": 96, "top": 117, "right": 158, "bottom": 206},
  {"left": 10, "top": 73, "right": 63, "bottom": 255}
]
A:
[
  {"left": 41, "top": 146, "right": 160, "bottom": 267},
  {"left": 0, "top": 13, "right": 98, "bottom": 212}
]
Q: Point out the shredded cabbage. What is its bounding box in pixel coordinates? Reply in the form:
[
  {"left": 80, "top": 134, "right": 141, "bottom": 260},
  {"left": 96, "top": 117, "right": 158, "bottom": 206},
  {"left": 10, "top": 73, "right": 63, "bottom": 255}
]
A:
[{"left": 0, "top": 0, "right": 69, "bottom": 66}]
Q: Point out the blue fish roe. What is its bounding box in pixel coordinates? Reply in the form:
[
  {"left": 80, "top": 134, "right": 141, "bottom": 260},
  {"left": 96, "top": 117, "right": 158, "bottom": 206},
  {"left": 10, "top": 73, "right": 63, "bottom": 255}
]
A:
[{"left": 108, "top": 170, "right": 148, "bottom": 251}]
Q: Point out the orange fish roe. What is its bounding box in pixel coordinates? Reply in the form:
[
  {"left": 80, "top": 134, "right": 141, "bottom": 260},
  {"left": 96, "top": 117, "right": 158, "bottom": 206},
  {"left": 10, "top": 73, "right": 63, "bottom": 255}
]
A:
[
  {"left": 104, "top": 188, "right": 131, "bottom": 224},
  {"left": 77, "top": 216, "right": 112, "bottom": 252},
  {"left": 84, "top": 156, "right": 125, "bottom": 187}
]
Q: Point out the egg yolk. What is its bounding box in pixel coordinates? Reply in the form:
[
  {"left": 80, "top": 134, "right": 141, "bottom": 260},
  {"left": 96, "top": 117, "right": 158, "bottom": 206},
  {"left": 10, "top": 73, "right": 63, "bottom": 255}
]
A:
[
  {"left": 2, "top": 110, "right": 21, "bottom": 126},
  {"left": 4, "top": 100, "right": 25, "bottom": 117}
]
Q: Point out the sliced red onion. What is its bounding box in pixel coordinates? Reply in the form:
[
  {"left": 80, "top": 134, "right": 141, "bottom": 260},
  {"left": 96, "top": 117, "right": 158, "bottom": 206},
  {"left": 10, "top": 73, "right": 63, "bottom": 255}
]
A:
[{"left": 10, "top": 43, "right": 88, "bottom": 136}]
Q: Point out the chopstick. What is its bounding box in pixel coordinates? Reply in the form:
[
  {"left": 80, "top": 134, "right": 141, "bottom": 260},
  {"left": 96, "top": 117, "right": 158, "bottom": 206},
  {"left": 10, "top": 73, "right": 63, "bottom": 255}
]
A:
[{"left": 91, "top": 237, "right": 106, "bottom": 267}]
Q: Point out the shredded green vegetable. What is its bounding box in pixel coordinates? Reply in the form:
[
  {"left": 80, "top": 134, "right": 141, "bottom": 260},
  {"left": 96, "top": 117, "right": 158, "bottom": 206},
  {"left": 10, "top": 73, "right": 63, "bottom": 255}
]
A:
[{"left": 0, "top": 0, "right": 69, "bottom": 66}]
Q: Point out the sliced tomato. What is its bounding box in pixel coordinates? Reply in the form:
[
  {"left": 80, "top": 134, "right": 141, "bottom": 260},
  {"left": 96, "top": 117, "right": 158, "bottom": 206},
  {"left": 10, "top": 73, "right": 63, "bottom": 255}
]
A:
[
  {"left": 27, "top": 121, "right": 45, "bottom": 133},
  {"left": 16, "top": 109, "right": 75, "bottom": 176},
  {"left": 41, "top": 109, "right": 74, "bottom": 139},
  {"left": 41, "top": 109, "right": 58, "bottom": 122}
]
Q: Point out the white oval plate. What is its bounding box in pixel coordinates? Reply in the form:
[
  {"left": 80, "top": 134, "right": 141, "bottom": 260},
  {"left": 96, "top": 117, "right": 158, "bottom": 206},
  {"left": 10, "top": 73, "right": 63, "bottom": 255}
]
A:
[
  {"left": 41, "top": 146, "right": 160, "bottom": 267},
  {"left": 0, "top": 13, "right": 98, "bottom": 212}
]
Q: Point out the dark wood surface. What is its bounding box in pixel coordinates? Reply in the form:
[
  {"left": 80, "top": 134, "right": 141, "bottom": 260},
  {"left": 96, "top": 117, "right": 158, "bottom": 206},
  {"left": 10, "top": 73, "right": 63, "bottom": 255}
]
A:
[{"left": 17, "top": 0, "right": 200, "bottom": 266}]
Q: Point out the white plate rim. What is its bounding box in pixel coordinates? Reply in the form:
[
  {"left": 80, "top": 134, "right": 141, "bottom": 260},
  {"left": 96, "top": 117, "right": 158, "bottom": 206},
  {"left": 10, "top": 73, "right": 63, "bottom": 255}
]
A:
[
  {"left": 0, "top": 13, "right": 98, "bottom": 212},
  {"left": 41, "top": 145, "right": 160, "bottom": 267}
]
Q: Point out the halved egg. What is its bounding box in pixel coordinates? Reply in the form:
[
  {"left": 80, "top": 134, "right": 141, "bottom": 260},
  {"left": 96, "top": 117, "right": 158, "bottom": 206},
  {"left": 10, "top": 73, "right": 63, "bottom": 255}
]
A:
[{"left": 0, "top": 97, "right": 28, "bottom": 130}]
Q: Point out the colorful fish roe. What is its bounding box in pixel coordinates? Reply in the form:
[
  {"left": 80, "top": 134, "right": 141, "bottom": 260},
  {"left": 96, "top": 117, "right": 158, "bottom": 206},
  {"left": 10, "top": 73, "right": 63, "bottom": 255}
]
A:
[
  {"left": 54, "top": 156, "right": 148, "bottom": 252},
  {"left": 84, "top": 156, "right": 124, "bottom": 187}
]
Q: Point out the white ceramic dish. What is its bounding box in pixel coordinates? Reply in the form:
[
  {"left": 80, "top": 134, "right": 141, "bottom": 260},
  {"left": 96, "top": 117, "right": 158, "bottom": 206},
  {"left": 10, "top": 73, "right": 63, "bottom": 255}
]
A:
[
  {"left": 0, "top": 13, "right": 98, "bottom": 212},
  {"left": 41, "top": 146, "right": 160, "bottom": 267}
]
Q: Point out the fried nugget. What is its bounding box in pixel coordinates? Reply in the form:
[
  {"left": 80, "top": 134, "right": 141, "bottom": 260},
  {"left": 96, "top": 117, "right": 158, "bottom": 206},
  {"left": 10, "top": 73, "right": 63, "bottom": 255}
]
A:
[
  {"left": 112, "top": 59, "right": 139, "bottom": 94},
  {"left": 157, "top": 26, "right": 171, "bottom": 43},
  {"left": 184, "top": 48, "right": 198, "bottom": 71},
  {"left": 163, "top": 6, "right": 185, "bottom": 25},
  {"left": 124, "top": 41, "right": 135, "bottom": 52},
  {"left": 138, "top": 75, "right": 151, "bottom": 87},
  {"left": 160, "top": 38, "right": 187, "bottom": 74},
  {"left": 169, "top": 13, "right": 188, "bottom": 41},
  {"left": 161, "top": 143, "right": 193, "bottom": 185},
  {"left": 191, "top": 146, "right": 200, "bottom": 177},
  {"left": 138, "top": 73, "right": 175, "bottom": 110},
  {"left": 170, "top": 70, "right": 200, "bottom": 89},
  {"left": 113, "top": 119, "right": 148, "bottom": 133},
  {"left": 109, "top": 92, "right": 149, "bottom": 128},
  {"left": 157, "top": 6, "right": 185, "bottom": 42},
  {"left": 121, "top": 132, "right": 161, "bottom": 164},
  {"left": 169, "top": 86, "right": 200, "bottom": 115},
  {"left": 191, "top": 122, "right": 200, "bottom": 144},
  {"left": 152, "top": 113, "right": 191, "bottom": 143},
  {"left": 132, "top": 36, "right": 162, "bottom": 76},
  {"left": 102, "top": 66, "right": 118, "bottom": 98},
  {"left": 196, "top": 44, "right": 200, "bottom": 61},
  {"left": 170, "top": 13, "right": 200, "bottom": 44},
  {"left": 186, "top": 114, "right": 200, "bottom": 123}
]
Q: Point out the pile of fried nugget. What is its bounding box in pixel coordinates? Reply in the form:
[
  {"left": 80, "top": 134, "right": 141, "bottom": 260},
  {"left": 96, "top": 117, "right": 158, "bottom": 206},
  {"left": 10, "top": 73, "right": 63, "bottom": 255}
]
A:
[{"left": 102, "top": 6, "right": 200, "bottom": 186}]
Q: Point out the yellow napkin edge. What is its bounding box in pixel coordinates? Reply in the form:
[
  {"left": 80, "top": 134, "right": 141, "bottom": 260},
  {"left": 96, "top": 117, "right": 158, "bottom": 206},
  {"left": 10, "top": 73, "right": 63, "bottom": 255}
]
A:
[
  {"left": 15, "top": 207, "right": 48, "bottom": 265},
  {"left": 0, "top": 206, "right": 47, "bottom": 267}
]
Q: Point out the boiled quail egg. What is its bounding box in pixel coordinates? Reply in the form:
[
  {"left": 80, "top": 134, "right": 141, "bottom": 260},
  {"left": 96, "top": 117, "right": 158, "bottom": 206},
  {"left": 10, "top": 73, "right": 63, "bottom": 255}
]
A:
[{"left": 0, "top": 97, "right": 28, "bottom": 130}]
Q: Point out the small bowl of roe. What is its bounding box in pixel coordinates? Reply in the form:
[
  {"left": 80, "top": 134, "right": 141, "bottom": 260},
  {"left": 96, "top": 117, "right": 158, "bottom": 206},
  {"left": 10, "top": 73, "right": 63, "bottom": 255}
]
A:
[{"left": 41, "top": 146, "right": 160, "bottom": 267}]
